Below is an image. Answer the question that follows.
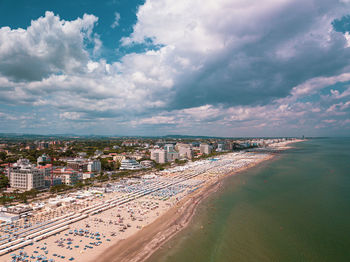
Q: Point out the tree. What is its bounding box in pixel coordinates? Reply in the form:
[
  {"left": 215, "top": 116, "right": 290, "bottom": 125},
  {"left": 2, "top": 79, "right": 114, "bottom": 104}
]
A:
[
  {"left": 73, "top": 181, "right": 85, "bottom": 189},
  {"left": 0, "top": 174, "right": 9, "bottom": 189},
  {"left": 20, "top": 194, "right": 27, "bottom": 204},
  {"left": 175, "top": 159, "right": 187, "bottom": 165},
  {"left": 0, "top": 152, "right": 7, "bottom": 161},
  {"left": 111, "top": 171, "right": 131, "bottom": 180},
  {"left": 96, "top": 173, "right": 109, "bottom": 182},
  {"left": 50, "top": 184, "right": 72, "bottom": 193},
  {"left": 100, "top": 158, "right": 115, "bottom": 171}
]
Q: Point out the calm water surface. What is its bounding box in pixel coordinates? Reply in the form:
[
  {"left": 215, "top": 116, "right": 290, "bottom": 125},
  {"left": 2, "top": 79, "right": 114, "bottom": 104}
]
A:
[{"left": 148, "top": 138, "right": 350, "bottom": 262}]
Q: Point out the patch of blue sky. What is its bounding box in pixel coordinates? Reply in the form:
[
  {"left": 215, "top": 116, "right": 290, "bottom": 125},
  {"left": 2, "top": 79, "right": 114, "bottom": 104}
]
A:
[
  {"left": 296, "top": 81, "right": 350, "bottom": 103},
  {"left": 320, "top": 81, "right": 350, "bottom": 95},
  {"left": 0, "top": 0, "right": 145, "bottom": 63},
  {"left": 296, "top": 93, "right": 321, "bottom": 103},
  {"left": 332, "top": 15, "right": 350, "bottom": 33},
  {"left": 0, "top": 104, "right": 30, "bottom": 114},
  {"left": 115, "top": 38, "right": 165, "bottom": 59}
]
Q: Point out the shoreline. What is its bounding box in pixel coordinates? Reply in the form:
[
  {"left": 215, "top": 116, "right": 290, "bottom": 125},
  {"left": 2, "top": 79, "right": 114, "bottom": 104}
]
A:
[
  {"left": 0, "top": 140, "right": 304, "bottom": 262},
  {"left": 93, "top": 177, "right": 222, "bottom": 262},
  {"left": 93, "top": 141, "right": 302, "bottom": 262}
]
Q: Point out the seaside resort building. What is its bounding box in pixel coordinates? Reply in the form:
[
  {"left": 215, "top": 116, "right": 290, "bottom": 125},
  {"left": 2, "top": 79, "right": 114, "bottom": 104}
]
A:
[
  {"left": 150, "top": 146, "right": 182, "bottom": 164},
  {"left": 67, "top": 158, "right": 101, "bottom": 173},
  {"left": 9, "top": 159, "right": 45, "bottom": 191},
  {"left": 87, "top": 160, "right": 101, "bottom": 172},
  {"left": 200, "top": 143, "right": 212, "bottom": 154},
  {"left": 53, "top": 167, "right": 79, "bottom": 185},
  {"left": 150, "top": 149, "right": 167, "bottom": 163},
  {"left": 176, "top": 143, "right": 194, "bottom": 159},
  {"left": 119, "top": 159, "right": 143, "bottom": 170}
]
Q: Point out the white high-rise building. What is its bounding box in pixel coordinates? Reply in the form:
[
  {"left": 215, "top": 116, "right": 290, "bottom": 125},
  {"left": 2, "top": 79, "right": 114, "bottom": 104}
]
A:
[
  {"left": 150, "top": 149, "right": 167, "bottom": 163},
  {"left": 177, "top": 144, "right": 193, "bottom": 159},
  {"left": 87, "top": 160, "right": 101, "bottom": 172},
  {"left": 10, "top": 162, "right": 45, "bottom": 191},
  {"left": 200, "top": 143, "right": 212, "bottom": 155}
]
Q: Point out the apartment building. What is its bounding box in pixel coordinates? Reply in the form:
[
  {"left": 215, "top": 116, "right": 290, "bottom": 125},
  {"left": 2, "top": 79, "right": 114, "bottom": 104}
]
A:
[
  {"left": 87, "top": 160, "right": 101, "bottom": 172},
  {"left": 53, "top": 167, "right": 79, "bottom": 185},
  {"left": 67, "top": 158, "right": 101, "bottom": 173},
  {"left": 10, "top": 160, "right": 45, "bottom": 191},
  {"left": 150, "top": 149, "right": 167, "bottom": 163},
  {"left": 177, "top": 144, "right": 194, "bottom": 159},
  {"left": 200, "top": 143, "right": 212, "bottom": 155}
]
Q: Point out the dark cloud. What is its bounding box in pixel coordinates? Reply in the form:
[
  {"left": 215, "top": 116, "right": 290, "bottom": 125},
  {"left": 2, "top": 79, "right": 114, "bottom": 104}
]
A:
[{"left": 168, "top": 1, "right": 350, "bottom": 110}]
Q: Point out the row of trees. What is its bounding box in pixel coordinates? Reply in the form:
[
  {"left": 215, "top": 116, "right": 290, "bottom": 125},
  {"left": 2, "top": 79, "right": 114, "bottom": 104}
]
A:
[
  {"left": 0, "top": 189, "right": 39, "bottom": 205},
  {"left": 48, "top": 170, "right": 136, "bottom": 194},
  {"left": 193, "top": 151, "right": 227, "bottom": 161},
  {"left": 0, "top": 173, "right": 9, "bottom": 190}
]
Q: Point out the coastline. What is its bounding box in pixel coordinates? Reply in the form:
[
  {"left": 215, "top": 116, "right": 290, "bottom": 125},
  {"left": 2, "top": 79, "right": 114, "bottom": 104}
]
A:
[
  {"left": 0, "top": 140, "right": 304, "bottom": 262},
  {"left": 93, "top": 140, "right": 303, "bottom": 262},
  {"left": 93, "top": 176, "right": 222, "bottom": 262}
]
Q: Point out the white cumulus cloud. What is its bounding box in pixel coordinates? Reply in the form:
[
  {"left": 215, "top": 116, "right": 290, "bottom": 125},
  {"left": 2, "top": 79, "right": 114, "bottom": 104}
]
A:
[{"left": 0, "top": 11, "right": 98, "bottom": 81}]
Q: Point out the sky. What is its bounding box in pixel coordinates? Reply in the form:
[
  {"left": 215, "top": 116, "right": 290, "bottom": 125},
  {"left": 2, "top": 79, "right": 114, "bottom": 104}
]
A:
[{"left": 0, "top": 0, "right": 350, "bottom": 137}]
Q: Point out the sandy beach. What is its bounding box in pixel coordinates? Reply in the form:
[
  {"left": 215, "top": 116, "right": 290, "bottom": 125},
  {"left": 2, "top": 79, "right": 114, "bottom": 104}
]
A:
[
  {"left": 92, "top": 140, "right": 302, "bottom": 262},
  {"left": 0, "top": 140, "right": 303, "bottom": 262},
  {"left": 93, "top": 177, "right": 222, "bottom": 262}
]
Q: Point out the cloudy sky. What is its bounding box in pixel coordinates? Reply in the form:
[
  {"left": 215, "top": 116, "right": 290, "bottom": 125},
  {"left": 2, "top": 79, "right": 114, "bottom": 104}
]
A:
[{"left": 0, "top": 0, "right": 350, "bottom": 137}]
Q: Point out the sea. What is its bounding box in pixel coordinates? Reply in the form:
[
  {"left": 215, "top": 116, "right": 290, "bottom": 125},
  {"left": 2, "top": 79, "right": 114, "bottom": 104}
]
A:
[{"left": 147, "top": 138, "right": 350, "bottom": 262}]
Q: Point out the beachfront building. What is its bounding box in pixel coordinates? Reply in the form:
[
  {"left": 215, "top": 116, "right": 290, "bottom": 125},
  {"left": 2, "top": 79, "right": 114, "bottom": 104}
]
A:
[
  {"left": 163, "top": 144, "right": 180, "bottom": 162},
  {"left": 53, "top": 167, "right": 79, "bottom": 185},
  {"left": 87, "top": 160, "right": 101, "bottom": 172},
  {"left": 67, "top": 158, "right": 87, "bottom": 171},
  {"left": 67, "top": 158, "right": 101, "bottom": 173},
  {"left": 44, "top": 177, "right": 62, "bottom": 188},
  {"left": 10, "top": 161, "right": 45, "bottom": 191},
  {"left": 61, "top": 173, "right": 79, "bottom": 185},
  {"left": 150, "top": 147, "right": 179, "bottom": 163},
  {"left": 177, "top": 144, "right": 194, "bottom": 159},
  {"left": 119, "top": 159, "right": 143, "bottom": 170},
  {"left": 37, "top": 164, "right": 52, "bottom": 179},
  {"left": 150, "top": 149, "right": 167, "bottom": 163},
  {"left": 200, "top": 143, "right": 212, "bottom": 155},
  {"left": 167, "top": 151, "right": 180, "bottom": 162}
]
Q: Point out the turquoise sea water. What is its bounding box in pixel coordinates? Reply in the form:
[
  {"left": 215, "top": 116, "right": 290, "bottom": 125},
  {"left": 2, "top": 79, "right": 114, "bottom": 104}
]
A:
[{"left": 148, "top": 138, "right": 350, "bottom": 262}]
